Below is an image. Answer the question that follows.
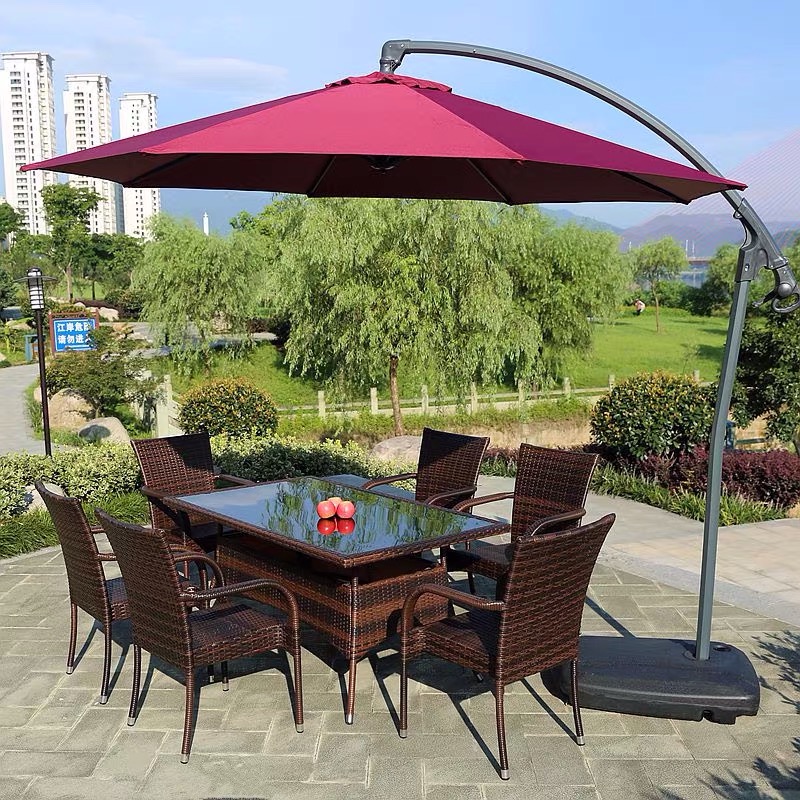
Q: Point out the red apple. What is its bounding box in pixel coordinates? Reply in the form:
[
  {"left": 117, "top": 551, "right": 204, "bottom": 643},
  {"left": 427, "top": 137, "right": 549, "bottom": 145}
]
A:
[
  {"left": 336, "top": 517, "right": 355, "bottom": 534},
  {"left": 317, "top": 518, "right": 336, "bottom": 535},
  {"left": 327, "top": 496, "right": 343, "bottom": 510},
  {"left": 316, "top": 500, "right": 336, "bottom": 519},
  {"left": 336, "top": 500, "right": 355, "bottom": 519}
]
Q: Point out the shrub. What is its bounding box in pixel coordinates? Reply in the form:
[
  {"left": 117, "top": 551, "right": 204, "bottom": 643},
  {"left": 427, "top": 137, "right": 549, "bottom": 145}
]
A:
[
  {"left": 179, "top": 379, "right": 279, "bottom": 438},
  {"left": 480, "top": 447, "right": 519, "bottom": 477},
  {"left": 637, "top": 447, "right": 800, "bottom": 509},
  {"left": 103, "top": 287, "right": 144, "bottom": 319},
  {"left": 211, "top": 435, "right": 409, "bottom": 483},
  {"left": 0, "top": 444, "right": 140, "bottom": 519},
  {"left": 590, "top": 372, "right": 715, "bottom": 460}
]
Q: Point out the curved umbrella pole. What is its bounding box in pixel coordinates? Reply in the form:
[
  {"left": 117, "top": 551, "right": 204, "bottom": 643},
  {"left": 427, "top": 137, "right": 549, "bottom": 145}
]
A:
[{"left": 379, "top": 40, "right": 799, "bottom": 668}]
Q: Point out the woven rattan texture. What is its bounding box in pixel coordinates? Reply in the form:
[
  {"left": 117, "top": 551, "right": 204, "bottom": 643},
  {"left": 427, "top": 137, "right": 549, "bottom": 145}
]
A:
[
  {"left": 37, "top": 483, "right": 128, "bottom": 625},
  {"left": 218, "top": 534, "right": 449, "bottom": 659},
  {"left": 132, "top": 433, "right": 218, "bottom": 534},
  {"left": 414, "top": 428, "right": 490, "bottom": 507}
]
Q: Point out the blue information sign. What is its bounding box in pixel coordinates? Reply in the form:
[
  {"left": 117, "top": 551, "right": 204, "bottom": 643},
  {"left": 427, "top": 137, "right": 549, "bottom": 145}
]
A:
[{"left": 52, "top": 317, "right": 98, "bottom": 353}]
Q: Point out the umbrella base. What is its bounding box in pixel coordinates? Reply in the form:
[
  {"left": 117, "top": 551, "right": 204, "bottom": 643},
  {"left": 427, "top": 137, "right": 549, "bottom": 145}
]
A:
[{"left": 541, "top": 636, "right": 760, "bottom": 724}]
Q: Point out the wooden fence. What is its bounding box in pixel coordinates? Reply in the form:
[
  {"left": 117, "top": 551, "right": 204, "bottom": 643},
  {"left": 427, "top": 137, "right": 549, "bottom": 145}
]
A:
[{"left": 144, "top": 370, "right": 703, "bottom": 434}]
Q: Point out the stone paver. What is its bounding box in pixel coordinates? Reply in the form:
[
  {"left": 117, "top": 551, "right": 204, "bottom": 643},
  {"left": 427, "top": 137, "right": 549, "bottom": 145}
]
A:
[{"left": 0, "top": 537, "right": 797, "bottom": 800}]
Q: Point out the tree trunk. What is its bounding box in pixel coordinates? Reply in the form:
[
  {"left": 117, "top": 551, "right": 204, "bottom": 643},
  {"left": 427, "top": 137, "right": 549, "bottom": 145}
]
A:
[
  {"left": 65, "top": 261, "right": 73, "bottom": 303},
  {"left": 653, "top": 290, "right": 661, "bottom": 333},
  {"left": 389, "top": 354, "right": 404, "bottom": 436}
]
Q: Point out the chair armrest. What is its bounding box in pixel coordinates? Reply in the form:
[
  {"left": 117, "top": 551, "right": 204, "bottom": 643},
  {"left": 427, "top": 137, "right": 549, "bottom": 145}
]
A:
[
  {"left": 363, "top": 472, "right": 418, "bottom": 490},
  {"left": 172, "top": 553, "right": 225, "bottom": 588},
  {"left": 181, "top": 579, "right": 301, "bottom": 628},
  {"left": 216, "top": 473, "right": 256, "bottom": 487},
  {"left": 425, "top": 484, "right": 478, "bottom": 507},
  {"left": 401, "top": 583, "right": 504, "bottom": 635},
  {"left": 452, "top": 491, "right": 514, "bottom": 513},
  {"left": 524, "top": 508, "right": 586, "bottom": 537}
]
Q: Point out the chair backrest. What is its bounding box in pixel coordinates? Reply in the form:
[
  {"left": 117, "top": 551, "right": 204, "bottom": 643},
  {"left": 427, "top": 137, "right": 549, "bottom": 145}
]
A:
[
  {"left": 498, "top": 513, "right": 616, "bottom": 677},
  {"left": 95, "top": 509, "right": 191, "bottom": 669},
  {"left": 36, "top": 482, "right": 110, "bottom": 621},
  {"left": 132, "top": 433, "right": 217, "bottom": 530},
  {"left": 415, "top": 427, "right": 490, "bottom": 508},
  {"left": 509, "top": 444, "right": 598, "bottom": 539}
]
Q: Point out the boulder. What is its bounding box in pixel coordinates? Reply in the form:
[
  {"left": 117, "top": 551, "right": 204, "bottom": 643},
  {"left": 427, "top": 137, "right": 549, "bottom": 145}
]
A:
[
  {"left": 78, "top": 416, "right": 131, "bottom": 445},
  {"left": 0, "top": 351, "right": 7, "bottom": 365},
  {"left": 73, "top": 301, "right": 86, "bottom": 309},
  {"left": 98, "top": 306, "right": 119, "bottom": 322},
  {"left": 46, "top": 389, "right": 93, "bottom": 431},
  {"left": 24, "top": 481, "right": 65, "bottom": 512},
  {"left": 369, "top": 435, "right": 422, "bottom": 465}
]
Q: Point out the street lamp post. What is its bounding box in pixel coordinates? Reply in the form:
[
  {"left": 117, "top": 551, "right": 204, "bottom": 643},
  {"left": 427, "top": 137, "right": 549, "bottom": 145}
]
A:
[{"left": 23, "top": 267, "right": 52, "bottom": 456}]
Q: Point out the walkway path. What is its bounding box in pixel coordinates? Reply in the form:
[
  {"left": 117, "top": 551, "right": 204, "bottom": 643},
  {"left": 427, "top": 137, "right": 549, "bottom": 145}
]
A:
[{"left": 0, "top": 364, "right": 42, "bottom": 456}]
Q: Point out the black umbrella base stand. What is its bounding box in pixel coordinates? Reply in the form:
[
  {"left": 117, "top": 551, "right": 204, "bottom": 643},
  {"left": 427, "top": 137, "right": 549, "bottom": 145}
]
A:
[{"left": 541, "top": 636, "right": 760, "bottom": 724}]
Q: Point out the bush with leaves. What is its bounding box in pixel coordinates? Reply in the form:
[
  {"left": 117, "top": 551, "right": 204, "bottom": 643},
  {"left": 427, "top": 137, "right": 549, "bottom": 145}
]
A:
[
  {"left": 590, "top": 371, "right": 715, "bottom": 460},
  {"left": 179, "top": 379, "right": 278, "bottom": 438},
  {"left": 45, "top": 326, "right": 158, "bottom": 418},
  {"left": 0, "top": 267, "right": 18, "bottom": 310},
  {"left": 103, "top": 287, "right": 144, "bottom": 319}
]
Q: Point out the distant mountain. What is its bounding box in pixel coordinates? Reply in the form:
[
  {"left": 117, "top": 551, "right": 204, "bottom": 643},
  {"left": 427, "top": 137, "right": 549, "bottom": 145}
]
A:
[
  {"left": 160, "top": 189, "right": 273, "bottom": 232},
  {"left": 620, "top": 128, "right": 800, "bottom": 257},
  {"left": 540, "top": 207, "right": 622, "bottom": 233}
]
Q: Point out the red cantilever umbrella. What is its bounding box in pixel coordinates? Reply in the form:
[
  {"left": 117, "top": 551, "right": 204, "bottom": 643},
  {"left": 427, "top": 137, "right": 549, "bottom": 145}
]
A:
[{"left": 23, "top": 72, "right": 744, "bottom": 202}]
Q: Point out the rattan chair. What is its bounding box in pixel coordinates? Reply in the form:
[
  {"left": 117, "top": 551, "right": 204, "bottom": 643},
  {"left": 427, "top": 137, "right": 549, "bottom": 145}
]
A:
[
  {"left": 444, "top": 444, "right": 598, "bottom": 593},
  {"left": 363, "top": 427, "right": 489, "bottom": 509},
  {"left": 400, "top": 512, "right": 616, "bottom": 780},
  {"left": 132, "top": 433, "right": 254, "bottom": 552},
  {"left": 96, "top": 510, "right": 304, "bottom": 764},
  {"left": 36, "top": 482, "right": 130, "bottom": 705}
]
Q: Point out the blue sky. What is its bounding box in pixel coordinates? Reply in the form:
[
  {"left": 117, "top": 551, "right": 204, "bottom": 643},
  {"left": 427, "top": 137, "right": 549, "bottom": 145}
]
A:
[{"left": 1, "top": 0, "right": 799, "bottom": 227}]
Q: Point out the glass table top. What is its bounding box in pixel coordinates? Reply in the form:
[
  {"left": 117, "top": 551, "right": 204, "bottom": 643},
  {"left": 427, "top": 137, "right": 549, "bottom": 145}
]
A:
[{"left": 173, "top": 476, "right": 498, "bottom": 560}]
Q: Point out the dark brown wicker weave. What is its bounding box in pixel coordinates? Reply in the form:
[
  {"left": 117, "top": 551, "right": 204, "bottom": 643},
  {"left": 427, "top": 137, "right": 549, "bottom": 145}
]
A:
[
  {"left": 132, "top": 432, "right": 253, "bottom": 552},
  {"left": 95, "top": 510, "right": 304, "bottom": 764},
  {"left": 444, "top": 443, "right": 599, "bottom": 592},
  {"left": 400, "top": 512, "right": 616, "bottom": 780},
  {"left": 217, "top": 534, "right": 449, "bottom": 724},
  {"left": 363, "top": 427, "right": 489, "bottom": 509},
  {"left": 36, "top": 482, "right": 129, "bottom": 705}
]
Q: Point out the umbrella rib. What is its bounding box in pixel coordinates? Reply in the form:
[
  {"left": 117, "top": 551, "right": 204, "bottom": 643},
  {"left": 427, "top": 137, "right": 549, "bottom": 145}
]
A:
[
  {"left": 127, "top": 154, "right": 196, "bottom": 186},
  {"left": 613, "top": 170, "right": 687, "bottom": 204},
  {"left": 468, "top": 159, "right": 512, "bottom": 203},
  {"left": 308, "top": 155, "right": 337, "bottom": 195}
]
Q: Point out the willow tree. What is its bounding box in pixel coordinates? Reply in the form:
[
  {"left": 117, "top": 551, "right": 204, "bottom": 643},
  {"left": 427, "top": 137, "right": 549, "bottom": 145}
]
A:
[
  {"left": 132, "top": 214, "right": 269, "bottom": 369},
  {"left": 262, "top": 197, "right": 537, "bottom": 435},
  {"left": 631, "top": 236, "right": 687, "bottom": 332},
  {"left": 497, "top": 208, "right": 631, "bottom": 381}
]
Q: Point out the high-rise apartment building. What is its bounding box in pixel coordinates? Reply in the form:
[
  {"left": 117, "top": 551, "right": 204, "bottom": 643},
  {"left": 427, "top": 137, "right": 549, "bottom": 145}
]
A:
[
  {"left": 63, "top": 74, "right": 118, "bottom": 234},
  {"left": 0, "top": 52, "right": 57, "bottom": 235},
  {"left": 119, "top": 92, "right": 160, "bottom": 238}
]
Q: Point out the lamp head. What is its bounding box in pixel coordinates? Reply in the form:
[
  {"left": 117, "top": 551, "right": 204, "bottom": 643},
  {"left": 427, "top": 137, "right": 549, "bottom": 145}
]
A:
[{"left": 25, "top": 267, "right": 46, "bottom": 311}]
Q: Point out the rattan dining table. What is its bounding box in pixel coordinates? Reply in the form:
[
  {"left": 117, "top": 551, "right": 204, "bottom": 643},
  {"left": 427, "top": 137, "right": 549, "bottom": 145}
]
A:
[{"left": 165, "top": 476, "right": 507, "bottom": 723}]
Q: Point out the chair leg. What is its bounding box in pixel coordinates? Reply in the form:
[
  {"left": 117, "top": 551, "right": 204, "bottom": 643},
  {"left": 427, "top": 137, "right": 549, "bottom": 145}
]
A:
[
  {"left": 345, "top": 656, "right": 357, "bottom": 725},
  {"left": 207, "top": 664, "right": 215, "bottom": 684},
  {"left": 128, "top": 644, "right": 141, "bottom": 725},
  {"left": 399, "top": 649, "right": 408, "bottom": 738},
  {"left": 98, "top": 620, "right": 112, "bottom": 704},
  {"left": 66, "top": 602, "right": 78, "bottom": 674},
  {"left": 467, "top": 571, "right": 476, "bottom": 595},
  {"left": 220, "top": 661, "right": 229, "bottom": 691},
  {"left": 181, "top": 670, "right": 196, "bottom": 764},
  {"left": 570, "top": 658, "right": 585, "bottom": 746},
  {"left": 495, "top": 681, "right": 509, "bottom": 780},
  {"left": 291, "top": 644, "right": 304, "bottom": 733}
]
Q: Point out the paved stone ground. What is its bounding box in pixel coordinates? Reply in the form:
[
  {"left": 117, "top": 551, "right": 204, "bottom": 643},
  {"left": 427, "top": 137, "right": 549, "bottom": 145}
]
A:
[
  {"left": 0, "top": 364, "right": 41, "bottom": 456},
  {"left": 0, "top": 539, "right": 797, "bottom": 800}
]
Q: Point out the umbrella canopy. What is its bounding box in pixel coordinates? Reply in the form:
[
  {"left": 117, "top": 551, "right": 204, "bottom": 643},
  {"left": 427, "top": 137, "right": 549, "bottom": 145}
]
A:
[{"left": 23, "top": 72, "right": 744, "bottom": 203}]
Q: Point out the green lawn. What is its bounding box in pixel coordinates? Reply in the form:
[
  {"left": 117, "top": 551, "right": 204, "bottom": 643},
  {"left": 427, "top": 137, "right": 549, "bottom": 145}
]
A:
[
  {"left": 164, "top": 306, "right": 729, "bottom": 405},
  {"left": 564, "top": 307, "right": 728, "bottom": 388}
]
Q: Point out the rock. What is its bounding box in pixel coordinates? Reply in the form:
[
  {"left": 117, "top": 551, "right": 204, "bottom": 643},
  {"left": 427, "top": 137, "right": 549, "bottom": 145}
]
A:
[
  {"left": 98, "top": 306, "right": 119, "bottom": 322},
  {"left": 0, "top": 352, "right": 7, "bottom": 365},
  {"left": 24, "top": 481, "right": 65, "bottom": 512},
  {"left": 46, "top": 389, "right": 93, "bottom": 431},
  {"left": 78, "top": 416, "right": 131, "bottom": 445},
  {"left": 369, "top": 435, "right": 422, "bottom": 465},
  {"left": 73, "top": 301, "right": 86, "bottom": 309}
]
